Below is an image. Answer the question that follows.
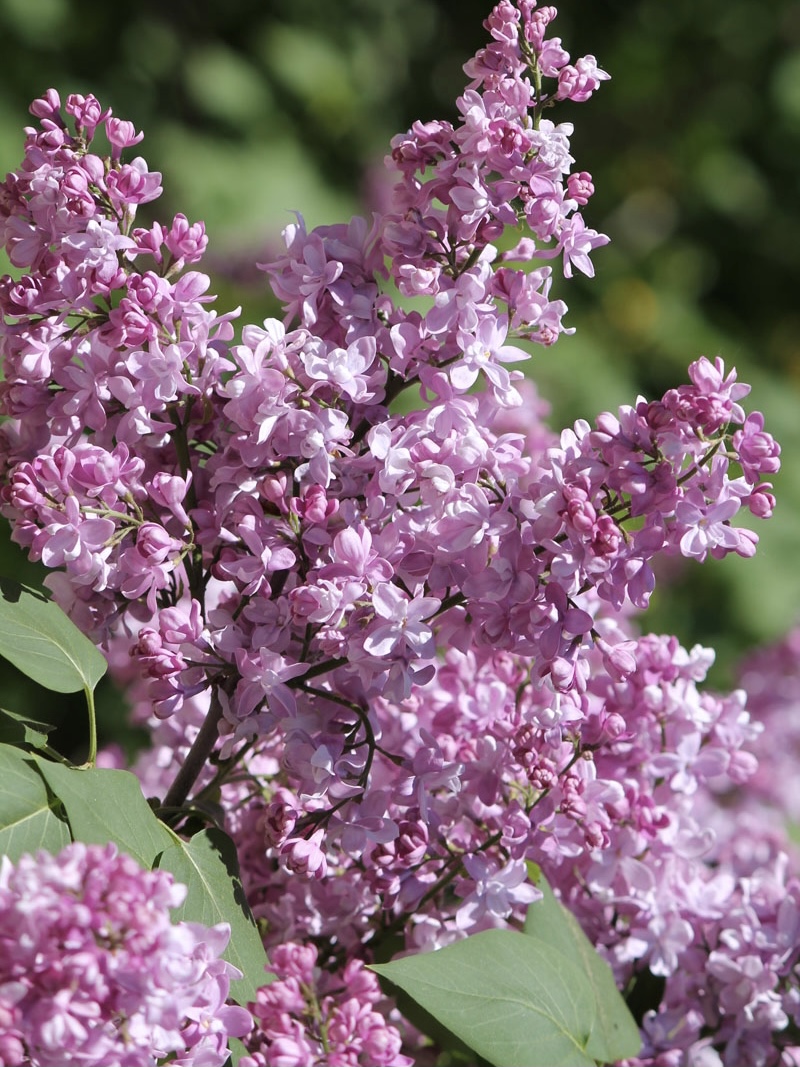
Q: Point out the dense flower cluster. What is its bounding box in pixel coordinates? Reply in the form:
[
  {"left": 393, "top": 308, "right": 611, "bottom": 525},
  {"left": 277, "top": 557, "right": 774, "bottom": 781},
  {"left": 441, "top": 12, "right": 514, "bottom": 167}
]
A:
[
  {"left": 241, "top": 942, "right": 411, "bottom": 1067},
  {"left": 0, "top": 1, "right": 792, "bottom": 1065},
  {"left": 218, "top": 631, "right": 800, "bottom": 1066},
  {"left": 546, "top": 636, "right": 800, "bottom": 1066},
  {"left": 0, "top": 842, "right": 251, "bottom": 1066}
]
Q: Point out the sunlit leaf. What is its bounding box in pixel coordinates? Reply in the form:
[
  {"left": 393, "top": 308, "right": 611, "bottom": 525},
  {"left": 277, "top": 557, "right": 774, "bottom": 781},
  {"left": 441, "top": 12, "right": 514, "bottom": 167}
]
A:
[
  {"left": 525, "top": 871, "right": 642, "bottom": 1062},
  {"left": 0, "top": 578, "right": 106, "bottom": 694},
  {"left": 226, "top": 1037, "right": 249, "bottom": 1067},
  {"left": 371, "top": 929, "right": 596, "bottom": 1067},
  {"left": 33, "top": 760, "right": 174, "bottom": 869}
]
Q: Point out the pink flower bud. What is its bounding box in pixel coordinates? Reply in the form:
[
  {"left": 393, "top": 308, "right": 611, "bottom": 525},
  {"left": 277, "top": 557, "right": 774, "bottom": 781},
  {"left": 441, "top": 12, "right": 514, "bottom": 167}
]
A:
[
  {"left": 567, "top": 170, "right": 595, "bottom": 205},
  {"left": 281, "top": 828, "right": 328, "bottom": 879},
  {"left": 29, "top": 88, "right": 62, "bottom": 121},
  {"left": 65, "top": 93, "right": 109, "bottom": 137},
  {"left": 105, "top": 117, "right": 144, "bottom": 157}
]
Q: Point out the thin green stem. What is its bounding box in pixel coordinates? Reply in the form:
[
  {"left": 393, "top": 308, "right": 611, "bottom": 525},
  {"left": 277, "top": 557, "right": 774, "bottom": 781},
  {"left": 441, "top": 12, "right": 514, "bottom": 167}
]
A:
[
  {"left": 169, "top": 410, "right": 198, "bottom": 508},
  {"left": 676, "top": 438, "right": 723, "bottom": 486},
  {"left": 84, "top": 685, "right": 97, "bottom": 767},
  {"left": 434, "top": 591, "right": 467, "bottom": 617},
  {"left": 168, "top": 407, "right": 206, "bottom": 605}
]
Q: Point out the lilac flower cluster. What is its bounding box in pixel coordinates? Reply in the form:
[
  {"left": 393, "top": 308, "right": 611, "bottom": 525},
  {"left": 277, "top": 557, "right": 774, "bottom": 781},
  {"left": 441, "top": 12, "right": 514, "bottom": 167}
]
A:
[
  {"left": 0, "top": 1, "right": 791, "bottom": 1064},
  {"left": 0, "top": 842, "right": 251, "bottom": 1066},
  {"left": 545, "top": 635, "right": 800, "bottom": 1066},
  {"left": 240, "top": 942, "right": 411, "bottom": 1067},
  {"left": 216, "top": 628, "right": 800, "bottom": 1065},
  {"left": 0, "top": 29, "right": 777, "bottom": 772}
]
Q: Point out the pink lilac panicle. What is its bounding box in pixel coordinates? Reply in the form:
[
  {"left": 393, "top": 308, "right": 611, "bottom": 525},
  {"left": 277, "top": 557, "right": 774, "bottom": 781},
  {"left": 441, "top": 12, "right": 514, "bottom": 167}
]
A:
[
  {"left": 220, "top": 620, "right": 800, "bottom": 1064},
  {"left": 0, "top": 842, "right": 251, "bottom": 1066},
  {"left": 0, "top": 0, "right": 615, "bottom": 740},
  {"left": 0, "top": 4, "right": 780, "bottom": 862},
  {"left": 0, "top": 5, "right": 790, "bottom": 1064}
]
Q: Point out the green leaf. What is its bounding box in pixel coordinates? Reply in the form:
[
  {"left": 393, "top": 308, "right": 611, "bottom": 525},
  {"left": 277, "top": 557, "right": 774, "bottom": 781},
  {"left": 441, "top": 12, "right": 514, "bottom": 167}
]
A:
[
  {"left": 29, "top": 763, "right": 270, "bottom": 1004},
  {"left": 157, "top": 828, "right": 271, "bottom": 1006},
  {"left": 525, "top": 873, "right": 642, "bottom": 1063},
  {"left": 0, "top": 578, "right": 107, "bottom": 694},
  {"left": 225, "top": 1036, "right": 249, "bottom": 1067},
  {"left": 0, "top": 706, "right": 56, "bottom": 749},
  {"left": 33, "top": 760, "right": 174, "bottom": 869},
  {"left": 389, "top": 986, "right": 491, "bottom": 1066},
  {"left": 0, "top": 744, "right": 70, "bottom": 861},
  {"left": 370, "top": 929, "right": 597, "bottom": 1067}
]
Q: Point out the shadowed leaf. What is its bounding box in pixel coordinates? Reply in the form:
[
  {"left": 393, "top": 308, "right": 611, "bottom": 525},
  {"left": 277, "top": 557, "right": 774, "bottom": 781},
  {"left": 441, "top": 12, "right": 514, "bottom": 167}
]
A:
[{"left": 0, "top": 744, "right": 70, "bottom": 861}]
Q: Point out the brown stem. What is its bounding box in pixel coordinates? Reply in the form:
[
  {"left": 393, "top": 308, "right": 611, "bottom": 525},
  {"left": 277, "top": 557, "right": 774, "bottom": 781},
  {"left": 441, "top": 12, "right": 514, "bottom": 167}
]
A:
[{"left": 162, "top": 687, "right": 225, "bottom": 812}]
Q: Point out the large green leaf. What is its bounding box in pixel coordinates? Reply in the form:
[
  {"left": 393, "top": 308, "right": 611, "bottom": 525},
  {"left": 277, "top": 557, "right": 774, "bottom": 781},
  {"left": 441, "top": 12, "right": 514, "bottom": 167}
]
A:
[
  {"left": 371, "top": 929, "right": 597, "bottom": 1067},
  {"left": 524, "top": 873, "right": 642, "bottom": 1063},
  {"left": 0, "top": 578, "right": 107, "bottom": 694},
  {"left": 0, "top": 744, "right": 70, "bottom": 861},
  {"left": 33, "top": 760, "right": 174, "bottom": 869},
  {"left": 157, "top": 828, "right": 272, "bottom": 1006}
]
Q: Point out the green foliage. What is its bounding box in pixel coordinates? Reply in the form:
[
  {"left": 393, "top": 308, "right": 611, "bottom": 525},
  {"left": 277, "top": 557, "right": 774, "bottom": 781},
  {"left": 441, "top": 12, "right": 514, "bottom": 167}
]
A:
[
  {"left": 0, "top": 578, "right": 106, "bottom": 695},
  {"left": 0, "top": 706, "right": 56, "bottom": 750},
  {"left": 0, "top": 743, "right": 70, "bottom": 860},
  {"left": 371, "top": 871, "right": 640, "bottom": 1067},
  {"left": 0, "top": 579, "right": 270, "bottom": 1007},
  {"left": 32, "top": 760, "right": 175, "bottom": 867},
  {"left": 226, "top": 1037, "right": 250, "bottom": 1067},
  {"left": 372, "top": 929, "right": 599, "bottom": 1067},
  {"left": 157, "top": 828, "right": 273, "bottom": 1004},
  {"left": 525, "top": 868, "right": 642, "bottom": 1063}
]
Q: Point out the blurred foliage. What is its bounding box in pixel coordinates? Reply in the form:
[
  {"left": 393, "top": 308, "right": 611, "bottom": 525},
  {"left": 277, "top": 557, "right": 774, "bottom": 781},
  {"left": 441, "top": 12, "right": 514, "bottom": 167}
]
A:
[{"left": 0, "top": 0, "right": 798, "bottom": 754}]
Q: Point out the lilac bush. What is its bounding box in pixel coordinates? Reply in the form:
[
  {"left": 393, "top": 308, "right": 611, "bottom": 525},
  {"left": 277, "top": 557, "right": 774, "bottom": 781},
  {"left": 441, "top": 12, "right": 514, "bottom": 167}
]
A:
[{"left": 0, "top": 1, "right": 796, "bottom": 1064}]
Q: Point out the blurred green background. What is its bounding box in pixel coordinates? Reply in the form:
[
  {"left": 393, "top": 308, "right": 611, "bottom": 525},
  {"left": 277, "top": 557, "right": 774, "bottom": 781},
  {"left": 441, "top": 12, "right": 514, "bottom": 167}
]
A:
[{"left": 1, "top": 0, "right": 798, "bottom": 755}]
